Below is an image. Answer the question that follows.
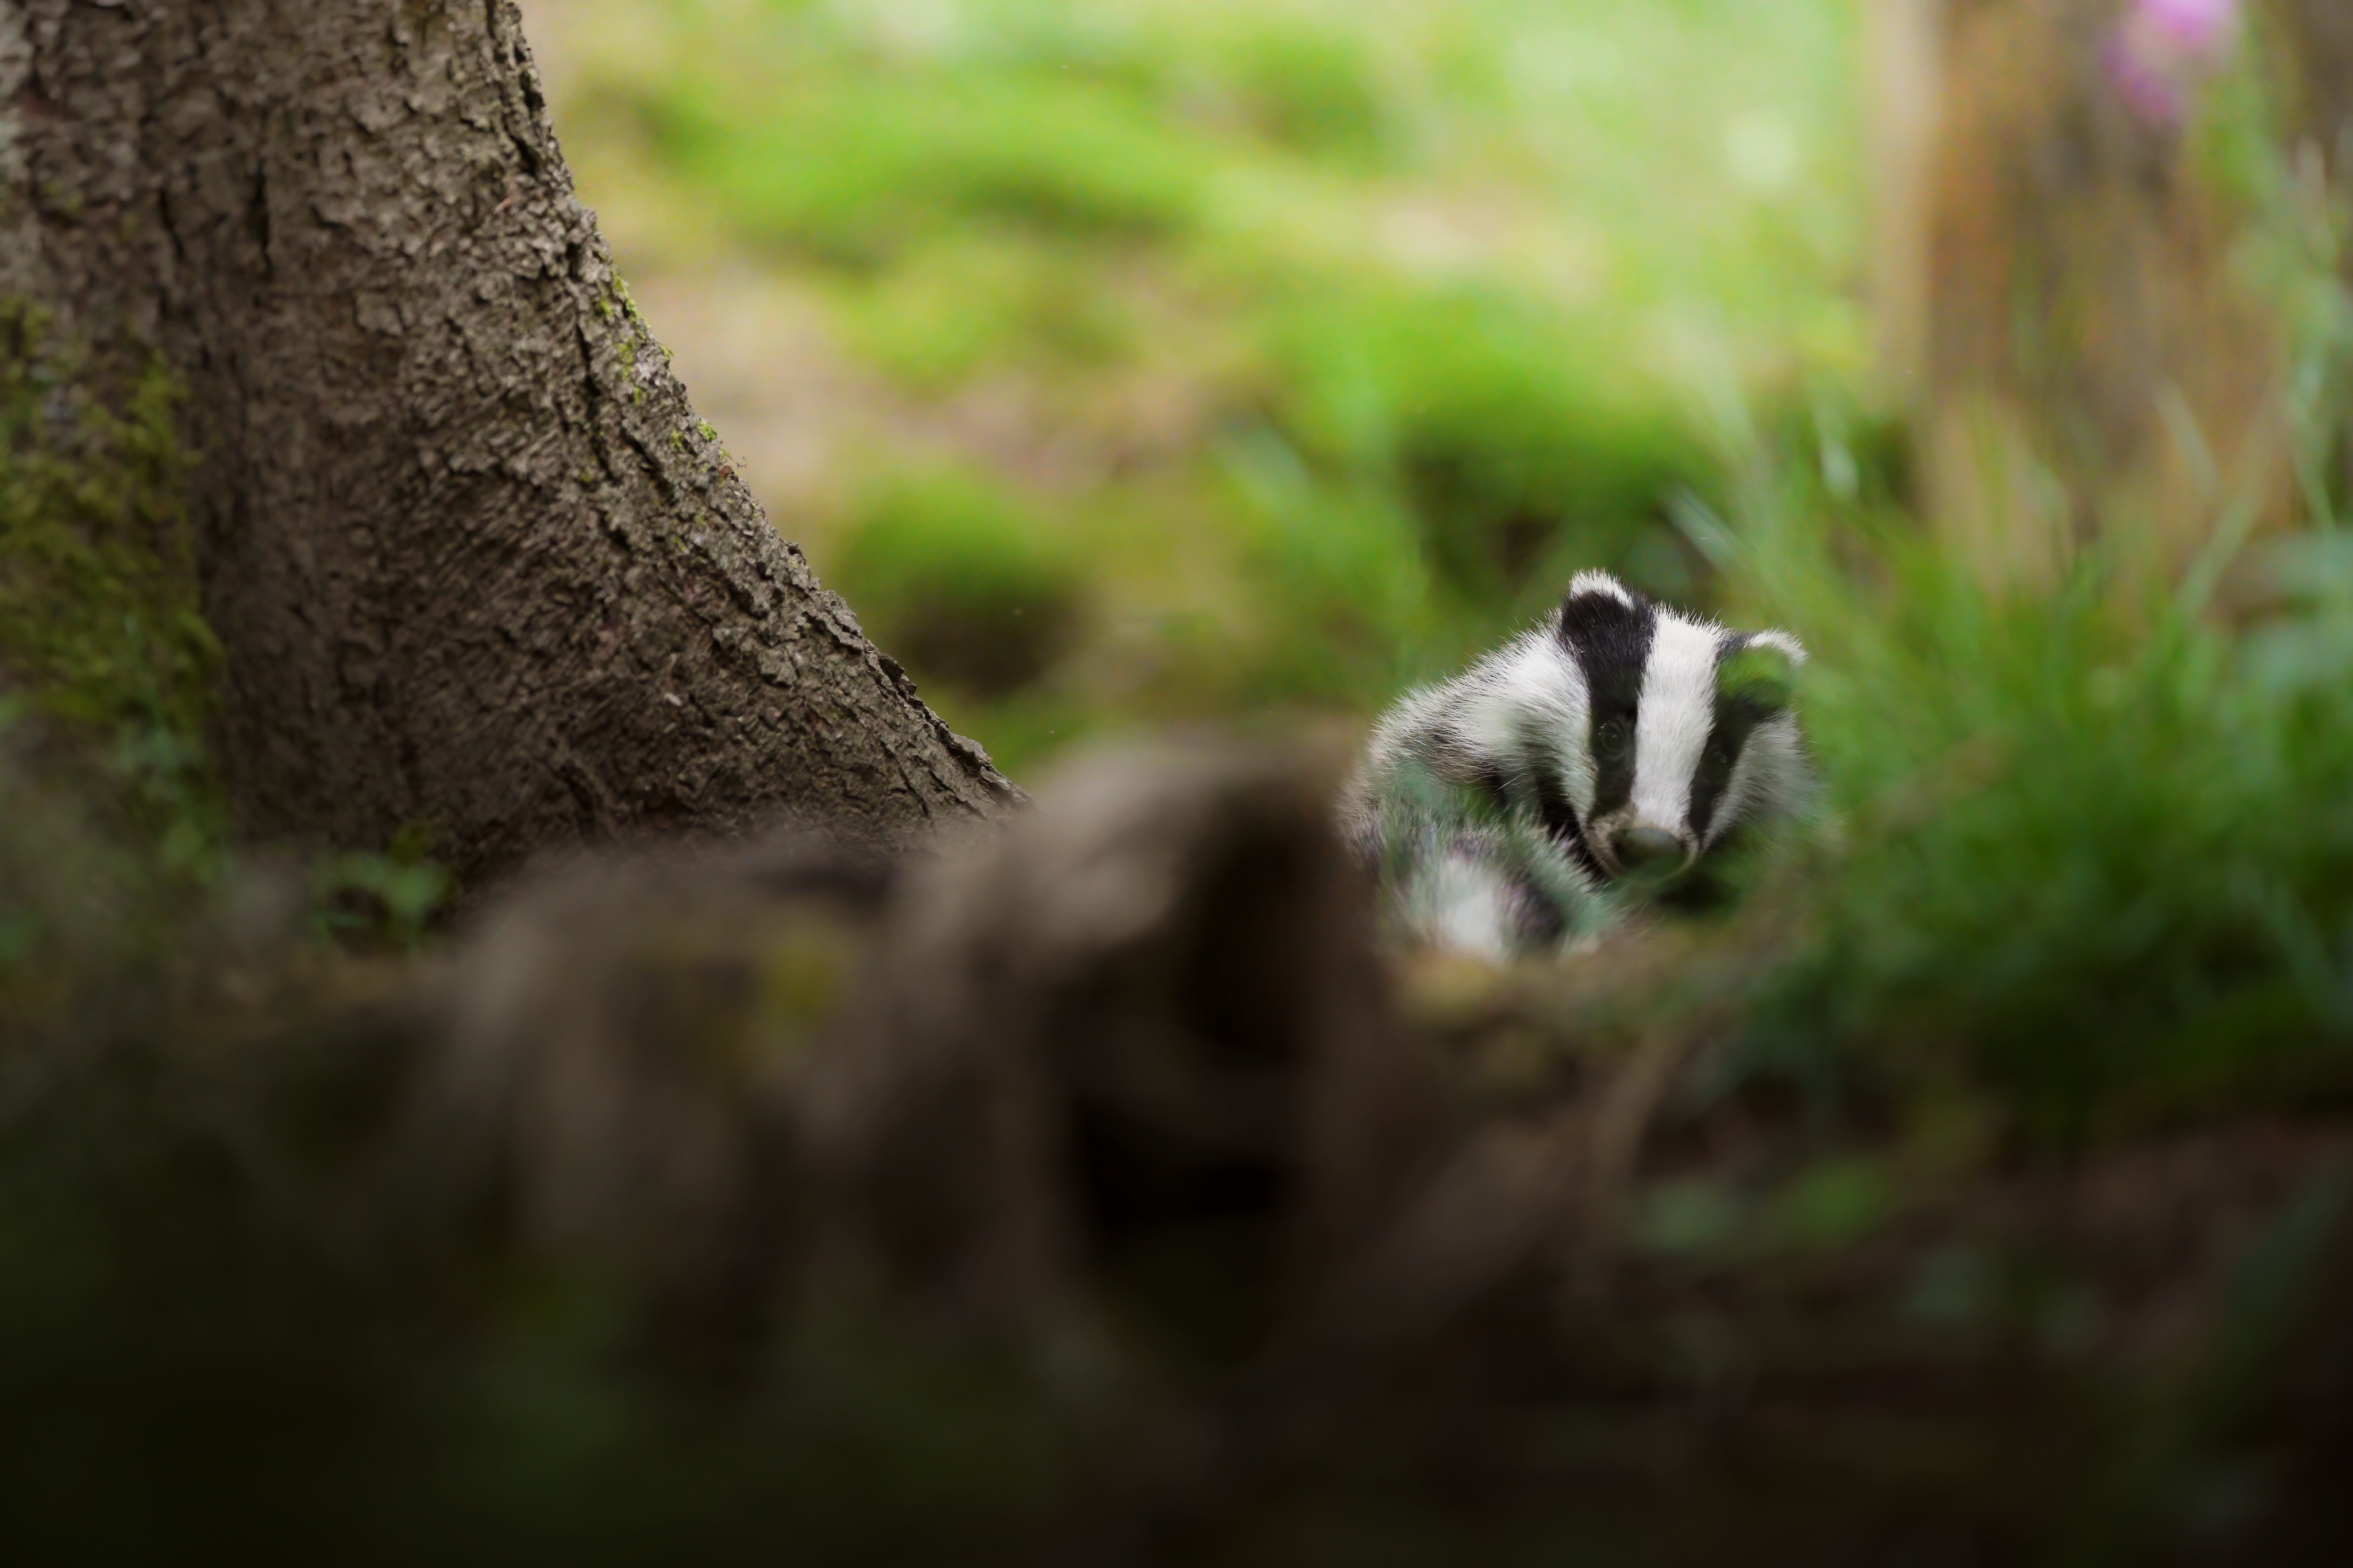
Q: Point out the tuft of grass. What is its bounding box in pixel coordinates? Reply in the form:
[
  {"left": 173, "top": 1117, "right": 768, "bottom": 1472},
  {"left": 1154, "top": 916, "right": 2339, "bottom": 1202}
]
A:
[
  {"left": 842, "top": 230, "right": 1141, "bottom": 391},
  {"left": 671, "top": 73, "right": 1210, "bottom": 267},
  {"left": 1711, "top": 457, "right": 2353, "bottom": 1140},
  {"left": 1262, "top": 281, "right": 1711, "bottom": 613},
  {"left": 822, "top": 464, "right": 1089, "bottom": 704}
]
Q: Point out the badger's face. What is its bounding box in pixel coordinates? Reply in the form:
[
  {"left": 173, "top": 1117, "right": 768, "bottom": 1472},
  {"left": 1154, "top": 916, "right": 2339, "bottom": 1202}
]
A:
[{"left": 1554, "top": 573, "right": 1807, "bottom": 880}]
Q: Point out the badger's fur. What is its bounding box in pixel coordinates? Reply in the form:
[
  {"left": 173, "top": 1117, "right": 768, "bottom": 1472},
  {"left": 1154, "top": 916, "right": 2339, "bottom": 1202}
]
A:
[{"left": 1341, "top": 571, "right": 1811, "bottom": 961}]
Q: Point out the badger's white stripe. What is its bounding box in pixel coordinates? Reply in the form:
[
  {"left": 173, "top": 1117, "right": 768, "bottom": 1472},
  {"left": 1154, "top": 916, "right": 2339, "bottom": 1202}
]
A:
[
  {"left": 1565, "top": 570, "right": 1637, "bottom": 608},
  {"left": 1630, "top": 612, "right": 1721, "bottom": 840}
]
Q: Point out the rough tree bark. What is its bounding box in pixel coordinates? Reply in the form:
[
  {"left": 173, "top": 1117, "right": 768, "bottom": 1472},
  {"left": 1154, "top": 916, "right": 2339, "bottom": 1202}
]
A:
[{"left": 0, "top": 0, "right": 1018, "bottom": 884}]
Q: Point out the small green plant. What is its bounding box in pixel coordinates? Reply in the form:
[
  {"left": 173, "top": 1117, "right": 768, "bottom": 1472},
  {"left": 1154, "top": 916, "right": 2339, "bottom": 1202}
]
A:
[{"left": 308, "top": 820, "right": 456, "bottom": 952}]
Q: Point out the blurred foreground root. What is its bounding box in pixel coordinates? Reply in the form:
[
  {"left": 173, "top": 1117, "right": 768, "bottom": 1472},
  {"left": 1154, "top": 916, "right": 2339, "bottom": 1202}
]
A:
[
  {"left": 394, "top": 845, "right": 898, "bottom": 1357},
  {"left": 398, "top": 739, "right": 1441, "bottom": 1357},
  {"left": 805, "top": 743, "right": 1441, "bottom": 1326}
]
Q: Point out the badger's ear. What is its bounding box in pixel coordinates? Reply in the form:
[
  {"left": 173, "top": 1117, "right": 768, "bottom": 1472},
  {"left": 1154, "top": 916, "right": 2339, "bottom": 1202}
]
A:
[
  {"left": 1559, "top": 571, "right": 1644, "bottom": 643},
  {"left": 1562, "top": 570, "right": 1638, "bottom": 612},
  {"left": 1720, "top": 632, "right": 1804, "bottom": 710}
]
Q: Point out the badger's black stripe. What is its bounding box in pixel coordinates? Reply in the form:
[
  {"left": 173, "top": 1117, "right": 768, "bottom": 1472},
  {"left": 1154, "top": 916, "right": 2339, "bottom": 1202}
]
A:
[
  {"left": 1529, "top": 745, "right": 1604, "bottom": 880},
  {"left": 1557, "top": 583, "right": 1655, "bottom": 822},
  {"left": 1493, "top": 709, "right": 1604, "bottom": 879},
  {"left": 1688, "top": 633, "right": 1780, "bottom": 843},
  {"left": 1468, "top": 728, "right": 1603, "bottom": 881},
  {"left": 1510, "top": 867, "right": 1570, "bottom": 947}
]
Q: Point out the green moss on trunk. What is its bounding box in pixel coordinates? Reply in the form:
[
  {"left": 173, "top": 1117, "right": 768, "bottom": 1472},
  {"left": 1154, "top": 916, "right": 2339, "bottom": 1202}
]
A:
[{"left": 0, "top": 304, "right": 221, "bottom": 878}]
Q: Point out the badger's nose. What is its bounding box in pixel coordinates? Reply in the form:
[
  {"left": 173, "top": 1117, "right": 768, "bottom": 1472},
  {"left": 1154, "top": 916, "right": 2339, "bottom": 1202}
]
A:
[{"left": 1611, "top": 827, "right": 1685, "bottom": 874}]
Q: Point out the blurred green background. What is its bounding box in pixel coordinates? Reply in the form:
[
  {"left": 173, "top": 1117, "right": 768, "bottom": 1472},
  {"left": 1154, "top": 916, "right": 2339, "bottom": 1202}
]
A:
[{"left": 515, "top": 0, "right": 1868, "bottom": 777}]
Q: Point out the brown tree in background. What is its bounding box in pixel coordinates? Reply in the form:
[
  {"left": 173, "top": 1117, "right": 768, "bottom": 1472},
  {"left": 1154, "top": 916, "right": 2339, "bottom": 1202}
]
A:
[
  {"left": 2275, "top": 0, "right": 2353, "bottom": 163},
  {"left": 0, "top": 0, "right": 1019, "bottom": 885},
  {"left": 1872, "top": 0, "right": 2302, "bottom": 593}
]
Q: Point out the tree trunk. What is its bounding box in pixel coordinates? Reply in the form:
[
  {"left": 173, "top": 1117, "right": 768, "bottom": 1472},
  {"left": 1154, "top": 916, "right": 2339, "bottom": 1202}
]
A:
[
  {"left": 2273, "top": 0, "right": 2353, "bottom": 164},
  {"left": 0, "top": 0, "right": 1018, "bottom": 886},
  {"left": 1872, "top": 0, "right": 2293, "bottom": 593}
]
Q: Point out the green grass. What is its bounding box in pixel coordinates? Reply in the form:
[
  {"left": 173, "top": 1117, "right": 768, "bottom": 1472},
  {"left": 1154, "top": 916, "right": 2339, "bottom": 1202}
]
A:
[
  {"left": 1796, "top": 549, "right": 2353, "bottom": 1136},
  {"left": 1691, "top": 412, "right": 2353, "bottom": 1142},
  {"left": 537, "top": 0, "right": 1868, "bottom": 776}
]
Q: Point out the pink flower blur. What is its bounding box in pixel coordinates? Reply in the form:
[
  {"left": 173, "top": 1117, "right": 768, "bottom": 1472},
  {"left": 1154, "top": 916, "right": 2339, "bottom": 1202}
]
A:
[
  {"left": 2107, "top": 0, "right": 2240, "bottom": 126},
  {"left": 2138, "top": 0, "right": 2238, "bottom": 56}
]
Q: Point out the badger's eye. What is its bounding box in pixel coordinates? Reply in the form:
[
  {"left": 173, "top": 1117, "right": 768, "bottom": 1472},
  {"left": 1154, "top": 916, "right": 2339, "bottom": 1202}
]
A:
[{"left": 1594, "top": 716, "right": 1631, "bottom": 760}]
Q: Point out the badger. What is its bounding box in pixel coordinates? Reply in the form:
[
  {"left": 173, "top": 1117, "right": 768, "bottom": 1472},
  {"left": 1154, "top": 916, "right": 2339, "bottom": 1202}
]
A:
[{"left": 1340, "top": 570, "right": 1812, "bottom": 961}]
